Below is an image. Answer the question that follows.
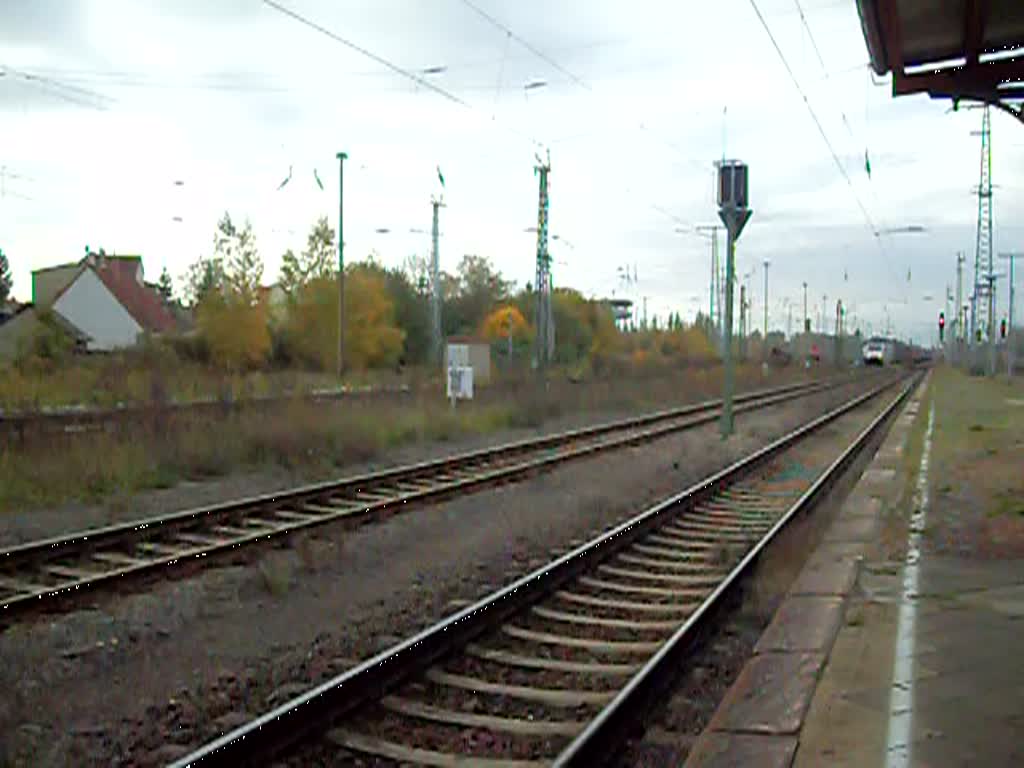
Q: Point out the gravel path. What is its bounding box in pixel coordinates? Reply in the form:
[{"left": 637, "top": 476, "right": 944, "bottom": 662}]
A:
[{"left": 0, "top": 378, "right": 873, "bottom": 767}]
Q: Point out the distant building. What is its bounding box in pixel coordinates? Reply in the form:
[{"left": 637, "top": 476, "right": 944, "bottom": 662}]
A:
[
  {"left": 602, "top": 298, "right": 633, "bottom": 330},
  {"left": 0, "top": 250, "right": 177, "bottom": 360}
]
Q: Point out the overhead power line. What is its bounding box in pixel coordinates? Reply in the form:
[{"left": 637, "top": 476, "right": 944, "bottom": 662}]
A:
[
  {"left": 460, "top": 0, "right": 591, "bottom": 91},
  {"left": 262, "top": 0, "right": 470, "bottom": 107},
  {"left": 792, "top": 0, "right": 856, "bottom": 140},
  {"left": 458, "top": 0, "right": 706, "bottom": 175},
  {"left": 262, "top": 0, "right": 546, "bottom": 150},
  {"left": 792, "top": 0, "right": 828, "bottom": 73},
  {"left": 747, "top": 0, "right": 880, "bottom": 239},
  {"left": 1, "top": 65, "right": 112, "bottom": 110}
]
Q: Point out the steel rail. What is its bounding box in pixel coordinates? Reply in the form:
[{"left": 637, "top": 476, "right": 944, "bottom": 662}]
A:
[
  {"left": 553, "top": 372, "right": 919, "bottom": 765},
  {"left": 168, "top": 371, "right": 912, "bottom": 767},
  {"left": 3, "top": 378, "right": 827, "bottom": 559},
  {"left": 0, "top": 377, "right": 853, "bottom": 619}
]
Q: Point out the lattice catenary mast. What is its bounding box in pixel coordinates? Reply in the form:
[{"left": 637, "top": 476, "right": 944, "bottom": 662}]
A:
[
  {"left": 971, "top": 106, "right": 994, "bottom": 344},
  {"left": 533, "top": 152, "right": 554, "bottom": 368}
]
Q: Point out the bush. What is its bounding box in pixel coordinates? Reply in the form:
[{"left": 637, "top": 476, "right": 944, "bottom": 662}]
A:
[{"left": 167, "top": 332, "right": 211, "bottom": 365}]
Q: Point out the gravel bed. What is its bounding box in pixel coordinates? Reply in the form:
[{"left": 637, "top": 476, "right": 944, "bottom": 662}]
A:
[
  {"left": 0, "top": 372, "right": 821, "bottom": 549},
  {"left": 616, "top": 388, "right": 899, "bottom": 766},
  {"left": 406, "top": 676, "right": 604, "bottom": 720},
  {"left": 352, "top": 707, "right": 566, "bottom": 761},
  {"left": 438, "top": 654, "right": 625, "bottom": 694},
  {"left": 0, "top": 378, "right": 877, "bottom": 766}
]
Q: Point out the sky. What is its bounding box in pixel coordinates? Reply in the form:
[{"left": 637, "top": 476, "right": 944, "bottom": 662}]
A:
[{"left": 1, "top": 0, "right": 1022, "bottom": 344}]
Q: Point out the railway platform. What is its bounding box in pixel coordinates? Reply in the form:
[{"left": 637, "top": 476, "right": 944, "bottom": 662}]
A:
[{"left": 686, "top": 371, "right": 1024, "bottom": 767}]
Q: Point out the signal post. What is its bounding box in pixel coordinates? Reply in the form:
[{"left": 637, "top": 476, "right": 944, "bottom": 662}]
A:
[{"left": 717, "top": 160, "right": 752, "bottom": 438}]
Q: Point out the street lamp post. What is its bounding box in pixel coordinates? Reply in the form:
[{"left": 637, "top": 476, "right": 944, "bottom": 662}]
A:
[{"left": 336, "top": 151, "right": 348, "bottom": 378}]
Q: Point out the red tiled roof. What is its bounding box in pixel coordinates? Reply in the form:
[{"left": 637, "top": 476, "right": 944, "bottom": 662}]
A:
[{"left": 91, "top": 256, "right": 177, "bottom": 334}]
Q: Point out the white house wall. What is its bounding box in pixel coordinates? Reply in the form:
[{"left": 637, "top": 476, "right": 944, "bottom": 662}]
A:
[{"left": 53, "top": 269, "right": 141, "bottom": 351}]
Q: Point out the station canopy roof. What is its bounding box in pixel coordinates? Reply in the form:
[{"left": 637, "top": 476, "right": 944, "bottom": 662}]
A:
[{"left": 856, "top": 0, "right": 1024, "bottom": 123}]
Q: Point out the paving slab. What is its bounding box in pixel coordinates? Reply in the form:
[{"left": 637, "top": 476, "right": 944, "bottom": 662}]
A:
[
  {"left": 791, "top": 600, "right": 899, "bottom": 768},
  {"left": 873, "top": 445, "right": 903, "bottom": 466},
  {"left": 754, "top": 597, "right": 844, "bottom": 654},
  {"left": 837, "top": 494, "right": 882, "bottom": 520},
  {"left": 857, "top": 467, "right": 897, "bottom": 490},
  {"left": 706, "top": 652, "right": 825, "bottom": 736},
  {"left": 788, "top": 554, "right": 858, "bottom": 596},
  {"left": 684, "top": 732, "right": 797, "bottom": 768},
  {"left": 822, "top": 514, "right": 879, "bottom": 543}
]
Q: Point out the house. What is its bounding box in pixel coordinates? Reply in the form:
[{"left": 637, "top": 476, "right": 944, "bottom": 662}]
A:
[
  {"left": 0, "top": 304, "right": 90, "bottom": 360},
  {"left": 0, "top": 250, "right": 177, "bottom": 360}
]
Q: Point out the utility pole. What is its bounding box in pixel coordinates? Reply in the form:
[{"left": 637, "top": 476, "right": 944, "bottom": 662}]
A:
[
  {"left": 944, "top": 284, "right": 953, "bottom": 356},
  {"left": 999, "top": 252, "right": 1019, "bottom": 376},
  {"left": 984, "top": 272, "right": 998, "bottom": 376},
  {"left": 835, "top": 299, "right": 843, "bottom": 367},
  {"left": 336, "top": 151, "right": 348, "bottom": 378},
  {"left": 762, "top": 258, "right": 770, "bottom": 352},
  {"left": 696, "top": 225, "right": 723, "bottom": 346},
  {"left": 802, "top": 282, "right": 809, "bottom": 334},
  {"left": 717, "top": 159, "right": 752, "bottom": 438},
  {"left": 633, "top": 263, "right": 639, "bottom": 329},
  {"left": 430, "top": 197, "right": 445, "bottom": 365},
  {"left": 739, "top": 284, "right": 747, "bottom": 359},
  {"left": 533, "top": 152, "right": 553, "bottom": 370},
  {"left": 643, "top": 296, "right": 648, "bottom": 330},
  {"left": 787, "top": 300, "right": 793, "bottom": 339},
  {"left": 954, "top": 250, "right": 962, "bottom": 344},
  {"left": 821, "top": 294, "right": 828, "bottom": 335}
]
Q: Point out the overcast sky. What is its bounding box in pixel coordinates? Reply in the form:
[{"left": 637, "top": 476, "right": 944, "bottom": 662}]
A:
[{"left": 2, "top": 0, "right": 1022, "bottom": 343}]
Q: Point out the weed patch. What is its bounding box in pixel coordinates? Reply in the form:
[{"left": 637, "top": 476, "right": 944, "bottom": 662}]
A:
[{"left": 0, "top": 364, "right": 817, "bottom": 513}]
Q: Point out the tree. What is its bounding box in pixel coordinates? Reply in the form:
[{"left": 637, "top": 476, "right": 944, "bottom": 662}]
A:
[
  {"left": 345, "top": 265, "right": 405, "bottom": 369},
  {"left": 193, "top": 212, "right": 270, "bottom": 369},
  {"left": 446, "top": 255, "right": 512, "bottom": 335},
  {"left": 219, "top": 214, "right": 263, "bottom": 306},
  {"left": 552, "top": 289, "right": 594, "bottom": 364},
  {"left": 197, "top": 291, "right": 270, "bottom": 370},
  {"left": 0, "top": 248, "right": 11, "bottom": 305},
  {"left": 157, "top": 267, "right": 174, "bottom": 303},
  {"left": 183, "top": 255, "right": 224, "bottom": 307},
  {"left": 280, "top": 216, "right": 336, "bottom": 298},
  {"left": 284, "top": 265, "right": 404, "bottom": 371},
  {"left": 482, "top": 304, "right": 531, "bottom": 351},
  {"left": 383, "top": 264, "right": 430, "bottom": 364}
]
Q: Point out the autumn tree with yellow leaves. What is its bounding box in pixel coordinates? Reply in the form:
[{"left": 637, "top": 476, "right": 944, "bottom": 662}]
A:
[
  {"left": 284, "top": 264, "right": 405, "bottom": 371},
  {"left": 481, "top": 305, "right": 530, "bottom": 344},
  {"left": 194, "top": 213, "right": 271, "bottom": 370}
]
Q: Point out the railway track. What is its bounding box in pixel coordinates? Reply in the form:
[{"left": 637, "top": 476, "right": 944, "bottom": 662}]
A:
[
  {"left": 0, "top": 375, "right": 861, "bottom": 621},
  {"left": 169, "top": 370, "right": 918, "bottom": 767}
]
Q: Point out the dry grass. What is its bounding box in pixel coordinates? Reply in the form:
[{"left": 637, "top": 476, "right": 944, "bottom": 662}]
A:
[
  {"left": 0, "top": 363, "right": 816, "bottom": 513},
  {"left": 0, "top": 348, "right": 408, "bottom": 412},
  {"left": 925, "top": 366, "right": 1024, "bottom": 557}
]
